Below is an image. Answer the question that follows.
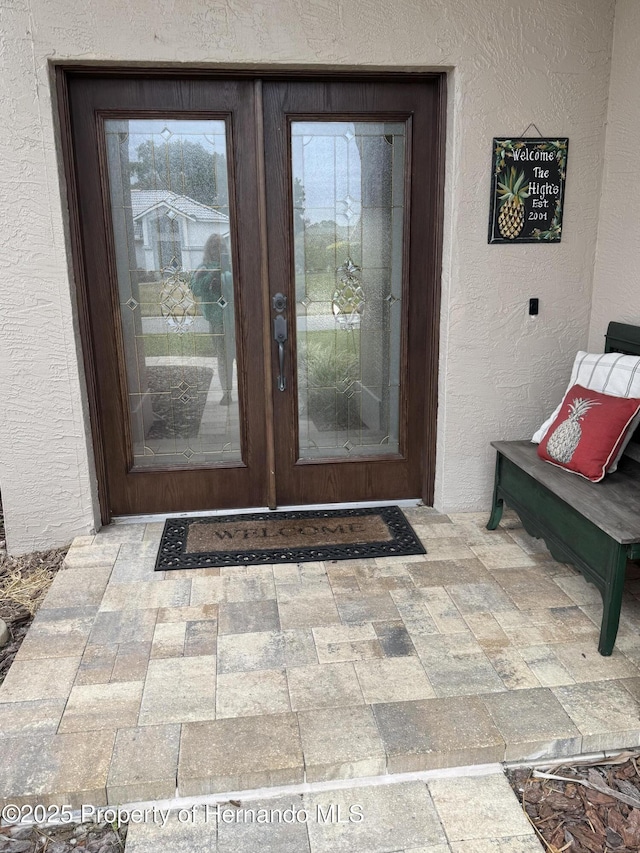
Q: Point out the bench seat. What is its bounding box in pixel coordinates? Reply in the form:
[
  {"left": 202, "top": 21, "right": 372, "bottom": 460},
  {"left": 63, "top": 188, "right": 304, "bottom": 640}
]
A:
[{"left": 488, "top": 440, "right": 640, "bottom": 655}]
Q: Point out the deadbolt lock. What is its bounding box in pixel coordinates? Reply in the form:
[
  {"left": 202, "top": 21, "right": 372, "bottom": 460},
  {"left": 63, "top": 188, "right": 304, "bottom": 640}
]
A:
[{"left": 272, "top": 293, "right": 287, "bottom": 313}]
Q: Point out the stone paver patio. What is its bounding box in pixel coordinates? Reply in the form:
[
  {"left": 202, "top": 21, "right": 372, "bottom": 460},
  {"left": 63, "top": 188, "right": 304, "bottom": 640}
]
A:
[
  {"left": 122, "top": 772, "right": 540, "bottom": 852},
  {"left": 1, "top": 506, "right": 640, "bottom": 809}
]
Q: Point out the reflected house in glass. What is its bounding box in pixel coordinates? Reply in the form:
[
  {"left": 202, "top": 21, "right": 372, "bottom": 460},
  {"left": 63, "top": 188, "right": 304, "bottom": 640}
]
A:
[
  {"left": 118, "top": 175, "right": 242, "bottom": 463},
  {"left": 131, "top": 189, "right": 230, "bottom": 273}
]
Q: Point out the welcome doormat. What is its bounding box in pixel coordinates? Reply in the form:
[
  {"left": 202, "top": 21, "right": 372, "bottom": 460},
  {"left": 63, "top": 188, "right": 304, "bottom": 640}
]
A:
[{"left": 155, "top": 506, "right": 425, "bottom": 570}]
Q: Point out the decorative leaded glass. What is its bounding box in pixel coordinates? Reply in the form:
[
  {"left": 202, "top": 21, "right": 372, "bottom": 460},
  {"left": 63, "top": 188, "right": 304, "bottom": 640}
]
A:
[
  {"left": 291, "top": 120, "right": 406, "bottom": 460},
  {"left": 104, "top": 119, "right": 241, "bottom": 469}
]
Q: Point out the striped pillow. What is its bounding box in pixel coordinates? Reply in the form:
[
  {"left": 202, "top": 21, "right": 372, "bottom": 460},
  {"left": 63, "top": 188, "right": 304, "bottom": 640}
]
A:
[{"left": 532, "top": 351, "right": 640, "bottom": 471}]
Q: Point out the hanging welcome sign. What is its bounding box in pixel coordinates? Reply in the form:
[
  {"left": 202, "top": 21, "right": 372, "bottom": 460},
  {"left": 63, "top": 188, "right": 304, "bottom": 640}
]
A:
[{"left": 488, "top": 138, "right": 568, "bottom": 243}]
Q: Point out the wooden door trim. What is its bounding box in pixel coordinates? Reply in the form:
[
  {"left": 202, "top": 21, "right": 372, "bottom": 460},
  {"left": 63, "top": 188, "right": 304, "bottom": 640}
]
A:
[
  {"left": 422, "top": 72, "right": 447, "bottom": 506},
  {"left": 55, "top": 64, "right": 445, "bottom": 83},
  {"left": 56, "top": 68, "right": 111, "bottom": 524}
]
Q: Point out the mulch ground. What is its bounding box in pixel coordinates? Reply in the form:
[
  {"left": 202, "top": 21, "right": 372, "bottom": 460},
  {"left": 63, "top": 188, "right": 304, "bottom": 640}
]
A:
[
  {"left": 0, "top": 822, "right": 127, "bottom": 852},
  {"left": 508, "top": 753, "right": 640, "bottom": 852},
  {"left": 0, "top": 536, "right": 68, "bottom": 686}
]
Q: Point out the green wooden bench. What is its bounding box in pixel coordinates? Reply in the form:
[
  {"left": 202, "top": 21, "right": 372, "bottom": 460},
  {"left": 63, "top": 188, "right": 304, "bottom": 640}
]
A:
[{"left": 487, "top": 322, "right": 640, "bottom": 656}]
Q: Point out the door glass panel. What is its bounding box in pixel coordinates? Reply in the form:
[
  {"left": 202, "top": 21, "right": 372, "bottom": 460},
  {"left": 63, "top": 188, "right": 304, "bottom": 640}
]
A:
[
  {"left": 292, "top": 121, "right": 405, "bottom": 459},
  {"left": 104, "top": 119, "right": 241, "bottom": 469}
]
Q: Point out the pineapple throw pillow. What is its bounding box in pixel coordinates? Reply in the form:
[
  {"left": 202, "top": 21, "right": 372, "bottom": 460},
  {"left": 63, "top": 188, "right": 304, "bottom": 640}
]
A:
[
  {"left": 537, "top": 384, "right": 640, "bottom": 482},
  {"left": 532, "top": 350, "right": 640, "bottom": 472}
]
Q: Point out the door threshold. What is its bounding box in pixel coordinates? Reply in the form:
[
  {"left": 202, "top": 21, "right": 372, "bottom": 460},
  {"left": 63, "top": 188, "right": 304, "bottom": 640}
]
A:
[{"left": 111, "top": 498, "right": 423, "bottom": 526}]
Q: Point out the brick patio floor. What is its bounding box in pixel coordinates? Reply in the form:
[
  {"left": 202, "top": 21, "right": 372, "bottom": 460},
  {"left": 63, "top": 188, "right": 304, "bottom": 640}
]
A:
[
  {"left": 122, "top": 772, "right": 541, "bottom": 853},
  {"left": 1, "top": 507, "right": 639, "bottom": 809}
]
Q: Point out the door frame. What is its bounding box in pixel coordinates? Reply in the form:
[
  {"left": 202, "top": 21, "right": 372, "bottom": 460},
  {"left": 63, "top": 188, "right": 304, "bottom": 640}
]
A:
[{"left": 56, "top": 65, "right": 446, "bottom": 524}]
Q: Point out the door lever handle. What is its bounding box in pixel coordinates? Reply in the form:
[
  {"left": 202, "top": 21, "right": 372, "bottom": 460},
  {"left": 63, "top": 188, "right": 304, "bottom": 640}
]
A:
[{"left": 273, "top": 313, "right": 288, "bottom": 391}]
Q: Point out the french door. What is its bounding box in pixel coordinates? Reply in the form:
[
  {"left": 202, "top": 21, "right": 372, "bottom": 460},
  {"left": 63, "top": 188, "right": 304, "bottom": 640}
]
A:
[{"left": 64, "top": 72, "right": 443, "bottom": 518}]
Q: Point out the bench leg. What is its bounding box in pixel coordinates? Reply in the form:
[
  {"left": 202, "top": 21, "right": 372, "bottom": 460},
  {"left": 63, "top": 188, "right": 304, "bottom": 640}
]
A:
[
  {"left": 486, "top": 453, "right": 504, "bottom": 530},
  {"left": 598, "top": 544, "right": 628, "bottom": 656}
]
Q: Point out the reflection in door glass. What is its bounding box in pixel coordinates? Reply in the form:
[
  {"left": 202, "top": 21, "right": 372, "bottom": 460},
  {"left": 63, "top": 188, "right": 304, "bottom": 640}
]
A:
[
  {"left": 292, "top": 121, "right": 405, "bottom": 459},
  {"left": 104, "top": 119, "right": 241, "bottom": 469}
]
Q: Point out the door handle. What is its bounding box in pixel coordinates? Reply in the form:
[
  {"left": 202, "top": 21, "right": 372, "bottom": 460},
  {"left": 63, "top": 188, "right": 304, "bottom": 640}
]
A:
[{"left": 273, "top": 313, "right": 288, "bottom": 391}]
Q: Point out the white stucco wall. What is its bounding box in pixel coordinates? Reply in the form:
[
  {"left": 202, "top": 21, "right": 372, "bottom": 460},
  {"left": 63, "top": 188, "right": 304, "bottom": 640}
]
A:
[
  {"left": 0, "top": 0, "right": 615, "bottom": 552},
  {"left": 588, "top": 0, "right": 640, "bottom": 350}
]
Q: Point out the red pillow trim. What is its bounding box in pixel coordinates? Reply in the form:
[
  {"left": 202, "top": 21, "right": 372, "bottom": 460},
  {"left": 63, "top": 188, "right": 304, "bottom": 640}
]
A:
[{"left": 537, "top": 384, "right": 640, "bottom": 482}]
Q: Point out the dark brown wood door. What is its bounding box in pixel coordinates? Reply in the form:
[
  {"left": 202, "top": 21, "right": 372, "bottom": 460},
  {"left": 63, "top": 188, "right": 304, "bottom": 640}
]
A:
[
  {"left": 263, "top": 79, "right": 440, "bottom": 506},
  {"left": 67, "top": 76, "right": 269, "bottom": 516},
  {"left": 64, "top": 73, "right": 441, "bottom": 518}
]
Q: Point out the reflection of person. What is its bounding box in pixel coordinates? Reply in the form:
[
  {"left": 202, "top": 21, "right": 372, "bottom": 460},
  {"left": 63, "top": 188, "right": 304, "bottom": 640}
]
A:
[{"left": 191, "top": 234, "right": 236, "bottom": 405}]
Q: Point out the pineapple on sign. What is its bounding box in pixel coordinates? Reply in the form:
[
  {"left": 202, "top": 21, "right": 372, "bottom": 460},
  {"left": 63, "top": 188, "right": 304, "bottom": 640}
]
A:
[
  {"left": 546, "top": 396, "right": 599, "bottom": 463},
  {"left": 497, "top": 167, "right": 529, "bottom": 240}
]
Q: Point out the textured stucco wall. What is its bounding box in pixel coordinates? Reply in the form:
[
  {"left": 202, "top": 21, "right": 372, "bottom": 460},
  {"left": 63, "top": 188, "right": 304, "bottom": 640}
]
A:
[
  {"left": 588, "top": 0, "right": 640, "bottom": 350},
  {"left": 0, "top": 0, "right": 615, "bottom": 552}
]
